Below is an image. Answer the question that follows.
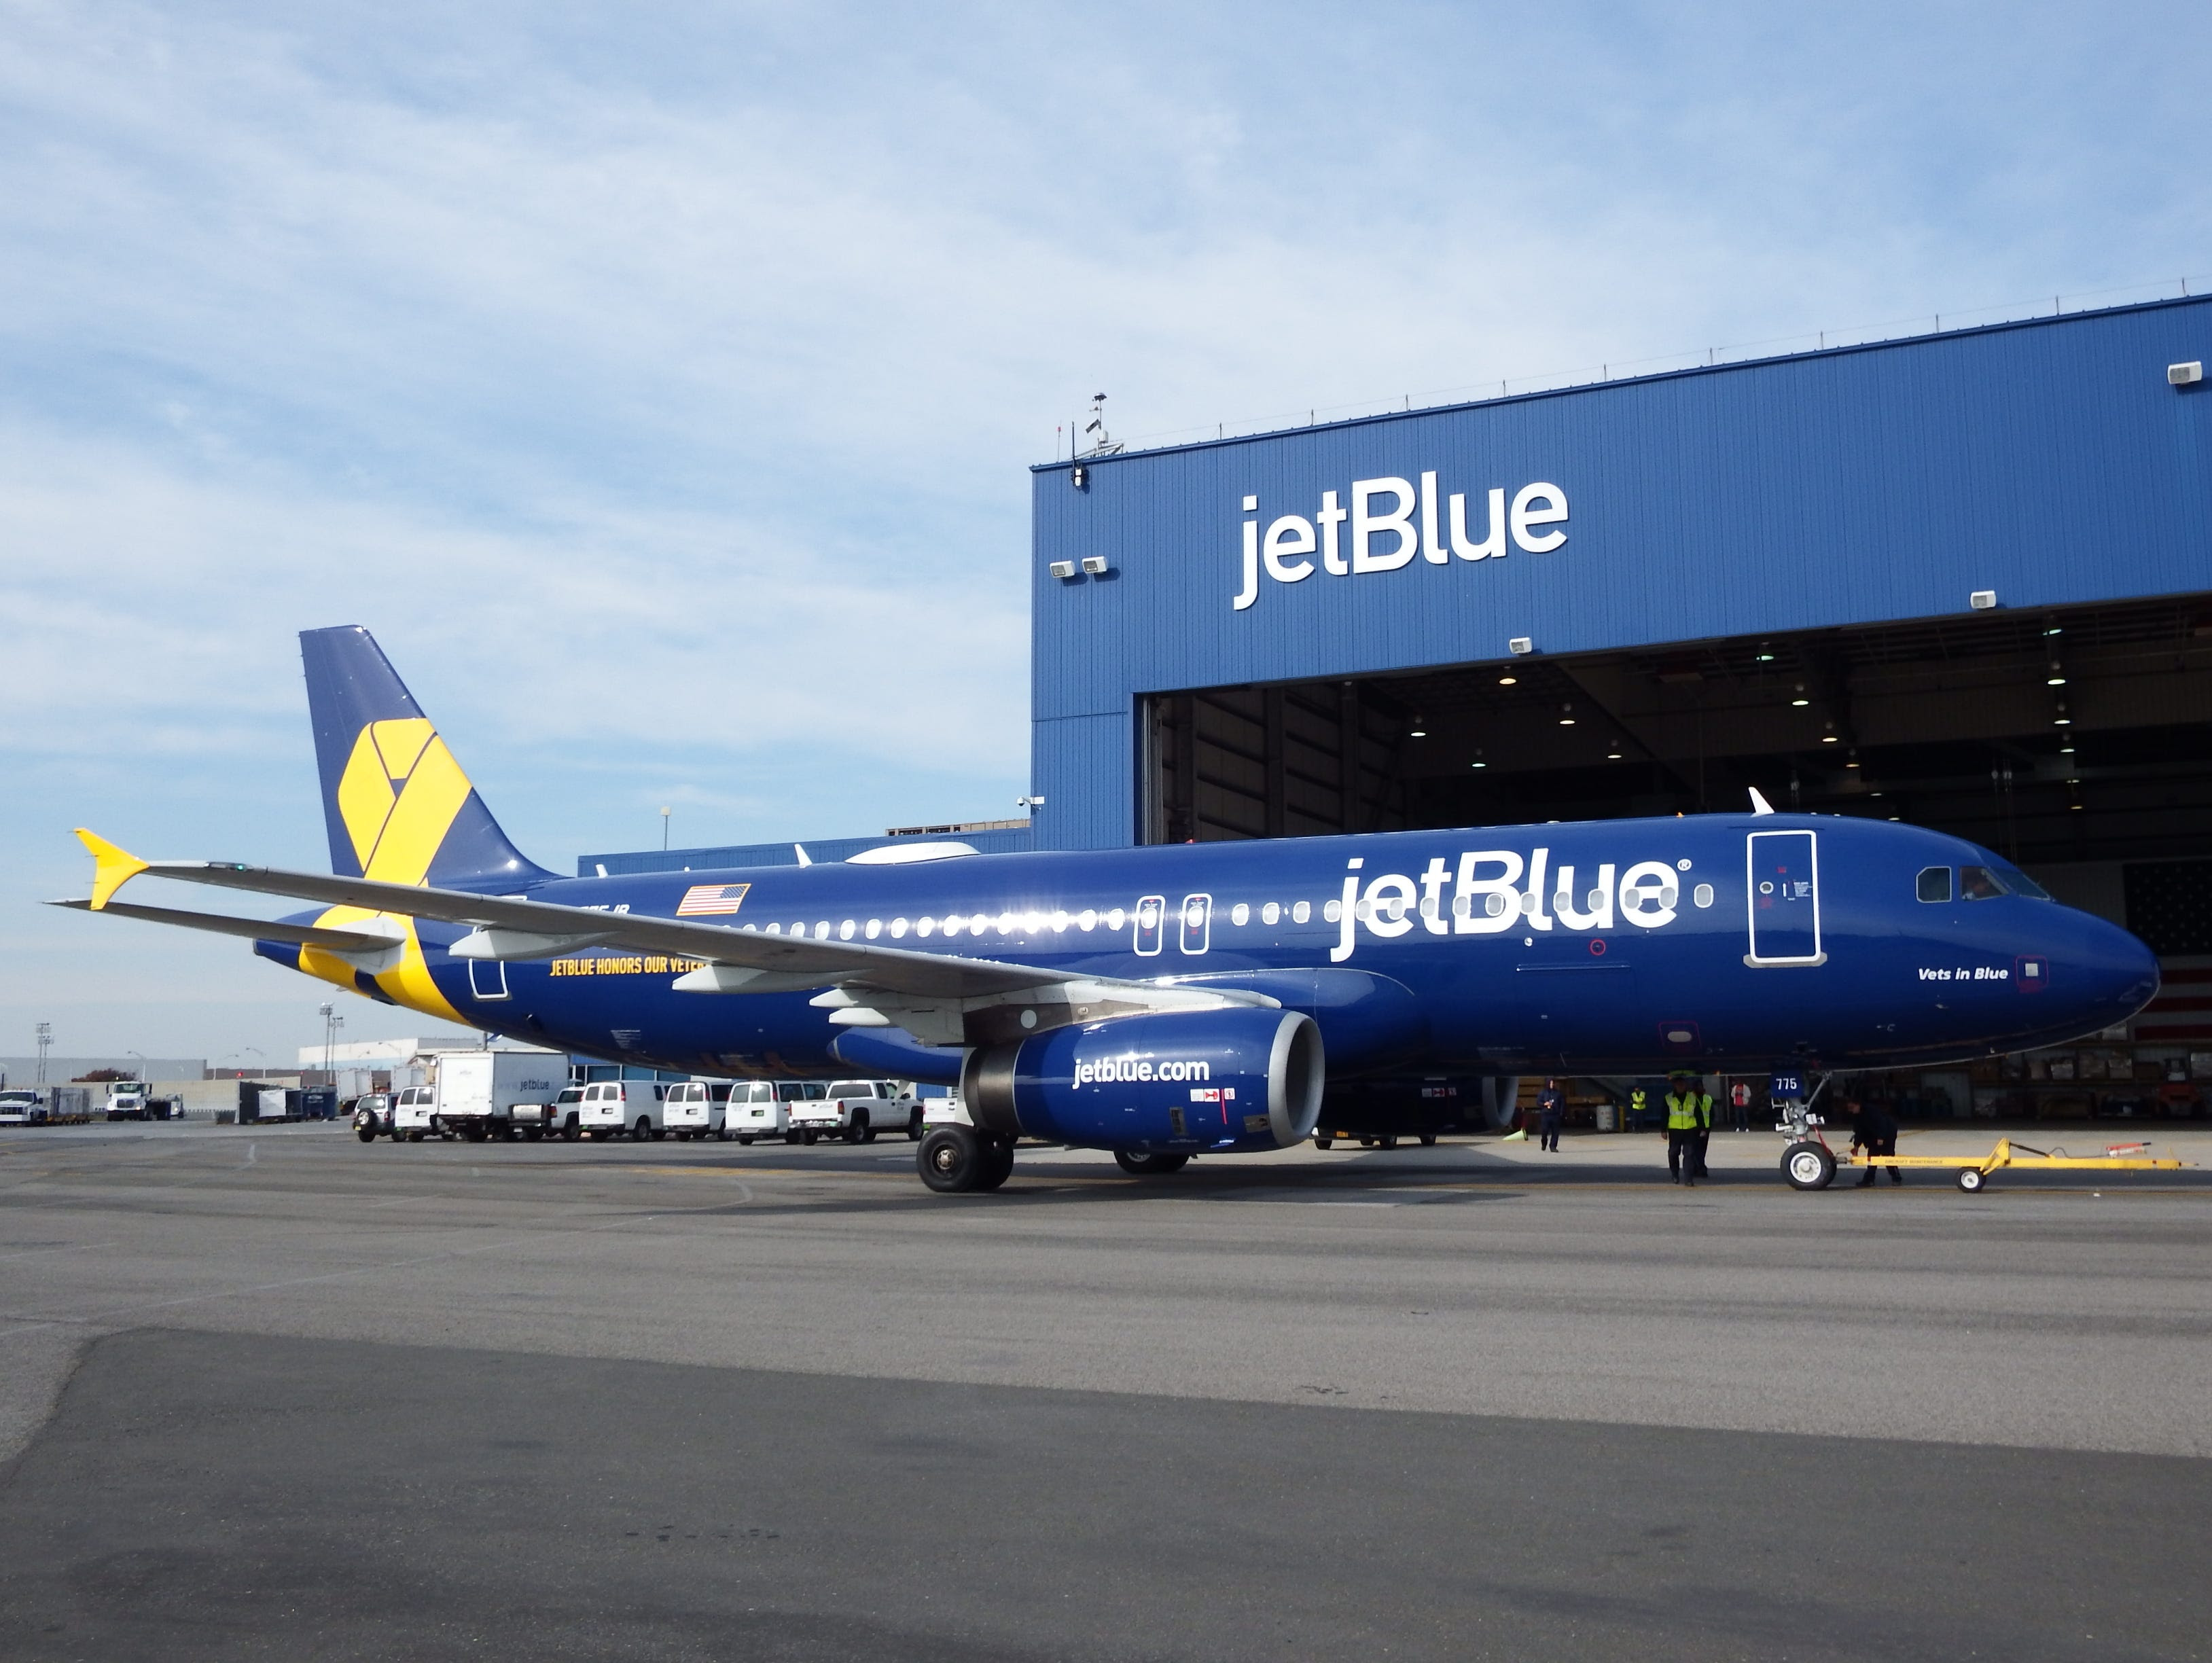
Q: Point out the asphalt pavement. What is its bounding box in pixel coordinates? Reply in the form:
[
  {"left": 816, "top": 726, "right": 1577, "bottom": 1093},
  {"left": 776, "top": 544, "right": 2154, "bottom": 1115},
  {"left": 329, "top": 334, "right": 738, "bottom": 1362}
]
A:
[{"left": 1, "top": 1122, "right": 2207, "bottom": 1660}]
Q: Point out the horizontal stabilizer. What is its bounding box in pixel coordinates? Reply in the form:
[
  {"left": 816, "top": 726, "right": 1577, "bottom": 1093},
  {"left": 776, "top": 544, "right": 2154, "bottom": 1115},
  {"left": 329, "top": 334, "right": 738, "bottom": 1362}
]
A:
[{"left": 50, "top": 897, "right": 405, "bottom": 953}]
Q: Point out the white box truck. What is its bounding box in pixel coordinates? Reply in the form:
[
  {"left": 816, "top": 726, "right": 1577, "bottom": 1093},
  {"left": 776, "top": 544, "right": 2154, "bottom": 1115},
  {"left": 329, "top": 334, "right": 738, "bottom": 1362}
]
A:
[{"left": 433, "top": 1050, "right": 569, "bottom": 1142}]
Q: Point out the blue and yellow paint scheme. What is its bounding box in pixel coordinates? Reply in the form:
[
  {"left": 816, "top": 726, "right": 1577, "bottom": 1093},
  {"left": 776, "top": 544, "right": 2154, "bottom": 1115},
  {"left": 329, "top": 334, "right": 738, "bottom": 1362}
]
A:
[{"left": 64, "top": 627, "right": 2161, "bottom": 1135}]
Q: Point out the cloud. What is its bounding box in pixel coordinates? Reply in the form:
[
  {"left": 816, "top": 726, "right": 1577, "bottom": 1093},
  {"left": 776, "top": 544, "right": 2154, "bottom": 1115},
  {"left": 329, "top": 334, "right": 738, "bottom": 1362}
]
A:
[{"left": 2, "top": 0, "right": 2207, "bottom": 1055}]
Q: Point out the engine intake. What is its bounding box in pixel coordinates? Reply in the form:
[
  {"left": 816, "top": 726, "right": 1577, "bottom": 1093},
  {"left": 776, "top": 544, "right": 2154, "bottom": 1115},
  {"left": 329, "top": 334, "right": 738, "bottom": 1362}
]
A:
[{"left": 963, "top": 1009, "right": 1324, "bottom": 1151}]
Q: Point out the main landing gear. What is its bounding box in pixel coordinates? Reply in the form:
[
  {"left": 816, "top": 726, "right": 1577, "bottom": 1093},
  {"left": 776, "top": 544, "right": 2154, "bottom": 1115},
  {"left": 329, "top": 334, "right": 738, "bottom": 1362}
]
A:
[
  {"left": 916, "top": 1124, "right": 1016, "bottom": 1194},
  {"left": 1112, "top": 1149, "right": 1190, "bottom": 1177}
]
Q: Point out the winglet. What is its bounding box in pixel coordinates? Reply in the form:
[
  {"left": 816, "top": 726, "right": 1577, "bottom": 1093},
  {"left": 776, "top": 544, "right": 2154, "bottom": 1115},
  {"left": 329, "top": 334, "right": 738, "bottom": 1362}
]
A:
[
  {"left": 1747, "top": 788, "right": 1777, "bottom": 817},
  {"left": 75, "top": 828, "right": 150, "bottom": 910},
  {"left": 793, "top": 844, "right": 813, "bottom": 868}
]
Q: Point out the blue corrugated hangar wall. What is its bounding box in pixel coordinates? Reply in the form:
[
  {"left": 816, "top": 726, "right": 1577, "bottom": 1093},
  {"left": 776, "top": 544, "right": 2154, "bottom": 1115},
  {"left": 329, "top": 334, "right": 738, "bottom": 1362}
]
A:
[{"left": 1029, "top": 296, "right": 2211, "bottom": 853}]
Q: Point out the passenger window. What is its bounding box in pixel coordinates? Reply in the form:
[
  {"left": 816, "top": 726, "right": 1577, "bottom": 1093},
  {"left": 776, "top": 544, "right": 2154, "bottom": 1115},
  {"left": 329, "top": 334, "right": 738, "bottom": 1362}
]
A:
[
  {"left": 1916, "top": 867, "right": 1952, "bottom": 903},
  {"left": 1959, "top": 865, "right": 2007, "bottom": 901}
]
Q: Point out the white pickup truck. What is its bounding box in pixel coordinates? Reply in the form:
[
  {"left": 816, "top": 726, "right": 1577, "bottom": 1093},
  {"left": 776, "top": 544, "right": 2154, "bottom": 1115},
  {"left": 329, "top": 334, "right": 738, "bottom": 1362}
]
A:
[{"left": 789, "top": 1079, "right": 921, "bottom": 1145}]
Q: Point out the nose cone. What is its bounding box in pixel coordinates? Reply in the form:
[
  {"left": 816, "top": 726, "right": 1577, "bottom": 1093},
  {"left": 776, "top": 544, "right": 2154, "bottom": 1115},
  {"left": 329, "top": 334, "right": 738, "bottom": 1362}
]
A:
[{"left": 2054, "top": 910, "right": 2160, "bottom": 1037}]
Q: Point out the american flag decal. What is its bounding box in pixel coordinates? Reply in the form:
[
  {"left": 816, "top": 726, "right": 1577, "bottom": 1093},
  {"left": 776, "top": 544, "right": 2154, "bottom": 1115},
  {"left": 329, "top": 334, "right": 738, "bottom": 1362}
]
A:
[{"left": 676, "top": 882, "right": 751, "bottom": 917}]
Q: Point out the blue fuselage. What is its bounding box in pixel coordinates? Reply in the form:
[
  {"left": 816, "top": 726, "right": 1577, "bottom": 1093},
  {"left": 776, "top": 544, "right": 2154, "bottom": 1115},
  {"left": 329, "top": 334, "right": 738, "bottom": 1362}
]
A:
[{"left": 266, "top": 812, "right": 2158, "bottom": 1083}]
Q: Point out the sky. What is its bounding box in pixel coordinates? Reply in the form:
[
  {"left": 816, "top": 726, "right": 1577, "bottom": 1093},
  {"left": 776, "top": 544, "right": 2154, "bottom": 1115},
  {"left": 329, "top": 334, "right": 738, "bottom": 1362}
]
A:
[{"left": 1, "top": 0, "right": 2206, "bottom": 1066}]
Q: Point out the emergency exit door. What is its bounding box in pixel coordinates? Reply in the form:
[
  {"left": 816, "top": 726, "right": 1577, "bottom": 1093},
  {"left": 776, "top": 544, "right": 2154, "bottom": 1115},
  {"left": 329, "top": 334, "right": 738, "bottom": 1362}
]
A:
[{"left": 1745, "top": 829, "right": 1825, "bottom": 967}]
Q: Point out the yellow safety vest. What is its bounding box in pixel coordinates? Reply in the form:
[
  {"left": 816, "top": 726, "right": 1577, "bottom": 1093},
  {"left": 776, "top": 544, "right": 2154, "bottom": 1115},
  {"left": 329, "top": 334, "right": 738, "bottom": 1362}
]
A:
[
  {"left": 1630, "top": 1089, "right": 1647, "bottom": 1112},
  {"left": 1665, "top": 1093, "right": 1712, "bottom": 1130}
]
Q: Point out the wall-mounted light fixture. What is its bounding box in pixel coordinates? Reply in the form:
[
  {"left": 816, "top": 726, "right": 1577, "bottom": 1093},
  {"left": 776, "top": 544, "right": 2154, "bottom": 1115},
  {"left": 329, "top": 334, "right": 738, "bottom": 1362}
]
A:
[
  {"left": 1048, "top": 560, "right": 1077, "bottom": 579},
  {"left": 1508, "top": 637, "right": 1533, "bottom": 656},
  {"left": 1080, "top": 556, "right": 1109, "bottom": 575},
  {"left": 2171, "top": 361, "right": 2204, "bottom": 386},
  {"left": 1969, "top": 589, "right": 1997, "bottom": 610},
  {"left": 1071, "top": 465, "right": 1088, "bottom": 488}
]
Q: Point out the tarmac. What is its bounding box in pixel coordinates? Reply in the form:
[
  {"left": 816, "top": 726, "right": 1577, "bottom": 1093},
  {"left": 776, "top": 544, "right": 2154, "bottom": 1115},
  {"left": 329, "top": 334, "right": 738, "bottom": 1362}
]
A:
[{"left": 1, "top": 1120, "right": 2207, "bottom": 1660}]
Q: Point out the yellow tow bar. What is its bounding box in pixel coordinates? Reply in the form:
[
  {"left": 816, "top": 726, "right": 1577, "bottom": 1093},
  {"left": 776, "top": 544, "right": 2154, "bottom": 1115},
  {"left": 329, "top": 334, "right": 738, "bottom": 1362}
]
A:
[{"left": 1857, "top": 1137, "right": 2190, "bottom": 1193}]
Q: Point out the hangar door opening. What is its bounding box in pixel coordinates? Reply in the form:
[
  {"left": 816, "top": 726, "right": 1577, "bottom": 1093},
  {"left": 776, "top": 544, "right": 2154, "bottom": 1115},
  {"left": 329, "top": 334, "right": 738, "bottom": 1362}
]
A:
[{"left": 1141, "top": 593, "right": 2212, "bottom": 868}]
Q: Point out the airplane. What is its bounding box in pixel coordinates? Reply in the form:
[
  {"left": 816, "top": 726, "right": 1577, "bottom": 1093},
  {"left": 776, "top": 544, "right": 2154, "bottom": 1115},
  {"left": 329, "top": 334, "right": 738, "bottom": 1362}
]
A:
[{"left": 61, "top": 625, "right": 2160, "bottom": 1193}]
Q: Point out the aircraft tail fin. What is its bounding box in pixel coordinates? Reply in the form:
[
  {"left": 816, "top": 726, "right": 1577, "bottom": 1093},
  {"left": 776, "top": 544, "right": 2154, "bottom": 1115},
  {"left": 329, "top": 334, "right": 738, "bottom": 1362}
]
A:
[{"left": 300, "top": 626, "right": 553, "bottom": 889}]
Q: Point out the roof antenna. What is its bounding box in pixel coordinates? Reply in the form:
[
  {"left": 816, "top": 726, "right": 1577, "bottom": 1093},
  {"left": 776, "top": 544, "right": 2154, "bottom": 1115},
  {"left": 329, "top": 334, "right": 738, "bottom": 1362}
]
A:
[
  {"left": 1077, "top": 392, "right": 1124, "bottom": 459},
  {"left": 1748, "top": 787, "right": 1777, "bottom": 817}
]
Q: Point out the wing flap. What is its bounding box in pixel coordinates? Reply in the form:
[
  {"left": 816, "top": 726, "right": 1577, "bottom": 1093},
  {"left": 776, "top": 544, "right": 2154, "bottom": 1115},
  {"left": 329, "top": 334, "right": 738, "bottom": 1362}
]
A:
[{"left": 85, "top": 847, "right": 1086, "bottom": 999}]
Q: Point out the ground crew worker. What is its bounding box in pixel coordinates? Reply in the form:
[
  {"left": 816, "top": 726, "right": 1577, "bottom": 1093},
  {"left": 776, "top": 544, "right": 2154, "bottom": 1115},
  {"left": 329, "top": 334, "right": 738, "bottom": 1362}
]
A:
[
  {"left": 1664, "top": 1077, "right": 1709, "bottom": 1185},
  {"left": 1537, "top": 1077, "right": 1565, "bottom": 1152},
  {"left": 1729, "top": 1079, "right": 1753, "bottom": 1132},
  {"left": 1691, "top": 1080, "right": 1715, "bottom": 1177},
  {"left": 1629, "top": 1084, "right": 1648, "bottom": 1131},
  {"left": 1851, "top": 1098, "right": 1903, "bottom": 1186}
]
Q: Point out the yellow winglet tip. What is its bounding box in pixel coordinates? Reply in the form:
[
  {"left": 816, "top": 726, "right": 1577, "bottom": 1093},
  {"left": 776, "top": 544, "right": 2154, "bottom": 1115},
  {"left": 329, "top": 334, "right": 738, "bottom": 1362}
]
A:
[{"left": 75, "top": 829, "right": 149, "bottom": 910}]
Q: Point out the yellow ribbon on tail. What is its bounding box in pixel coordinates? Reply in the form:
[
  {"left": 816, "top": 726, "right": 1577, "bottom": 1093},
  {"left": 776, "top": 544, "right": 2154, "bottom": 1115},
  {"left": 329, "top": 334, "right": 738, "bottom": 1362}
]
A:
[{"left": 75, "top": 829, "right": 149, "bottom": 911}]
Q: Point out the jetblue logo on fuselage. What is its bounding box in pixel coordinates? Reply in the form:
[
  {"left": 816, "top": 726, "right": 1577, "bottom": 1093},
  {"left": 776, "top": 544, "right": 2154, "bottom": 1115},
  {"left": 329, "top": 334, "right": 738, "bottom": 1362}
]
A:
[
  {"left": 1330, "top": 848, "right": 1685, "bottom": 963},
  {"left": 1232, "top": 473, "right": 1569, "bottom": 611}
]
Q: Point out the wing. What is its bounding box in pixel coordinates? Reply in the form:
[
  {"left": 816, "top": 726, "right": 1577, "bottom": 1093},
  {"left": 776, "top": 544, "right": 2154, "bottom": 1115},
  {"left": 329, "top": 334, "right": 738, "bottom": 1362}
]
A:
[{"left": 66, "top": 830, "right": 1273, "bottom": 1046}]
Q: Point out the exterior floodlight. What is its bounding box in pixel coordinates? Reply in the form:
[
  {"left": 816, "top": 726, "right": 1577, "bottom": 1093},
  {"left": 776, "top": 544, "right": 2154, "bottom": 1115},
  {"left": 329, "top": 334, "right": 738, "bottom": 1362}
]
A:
[
  {"left": 1080, "top": 556, "right": 1109, "bottom": 575},
  {"left": 1969, "top": 590, "right": 1997, "bottom": 610},
  {"left": 1071, "top": 465, "right": 1088, "bottom": 488},
  {"left": 1048, "top": 560, "right": 1077, "bottom": 579},
  {"left": 1508, "top": 637, "right": 1533, "bottom": 656},
  {"left": 2170, "top": 361, "right": 2204, "bottom": 386}
]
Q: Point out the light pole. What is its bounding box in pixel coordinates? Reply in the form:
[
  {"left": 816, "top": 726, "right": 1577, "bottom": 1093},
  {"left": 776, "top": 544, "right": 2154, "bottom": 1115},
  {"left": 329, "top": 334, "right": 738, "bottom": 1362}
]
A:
[
  {"left": 34, "top": 1022, "right": 51, "bottom": 1085},
  {"left": 126, "top": 1049, "right": 144, "bottom": 1081},
  {"left": 661, "top": 806, "right": 671, "bottom": 851},
  {"left": 319, "top": 1003, "right": 336, "bottom": 1075}
]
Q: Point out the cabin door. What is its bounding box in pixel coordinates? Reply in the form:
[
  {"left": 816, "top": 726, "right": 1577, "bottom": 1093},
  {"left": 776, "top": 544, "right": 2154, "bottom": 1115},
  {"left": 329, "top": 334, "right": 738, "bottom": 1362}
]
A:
[{"left": 1745, "top": 829, "right": 1825, "bottom": 967}]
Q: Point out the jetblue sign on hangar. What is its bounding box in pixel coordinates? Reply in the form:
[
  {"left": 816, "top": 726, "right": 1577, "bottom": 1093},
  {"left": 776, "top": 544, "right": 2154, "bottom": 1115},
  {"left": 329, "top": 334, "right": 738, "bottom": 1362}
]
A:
[{"left": 1232, "top": 471, "right": 1569, "bottom": 611}]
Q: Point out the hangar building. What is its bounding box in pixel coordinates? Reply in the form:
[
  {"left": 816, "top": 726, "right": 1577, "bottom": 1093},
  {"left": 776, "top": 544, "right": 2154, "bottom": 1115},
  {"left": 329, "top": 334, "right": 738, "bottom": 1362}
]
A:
[
  {"left": 1023, "top": 296, "right": 2212, "bottom": 1117},
  {"left": 601, "top": 295, "right": 2208, "bottom": 1117}
]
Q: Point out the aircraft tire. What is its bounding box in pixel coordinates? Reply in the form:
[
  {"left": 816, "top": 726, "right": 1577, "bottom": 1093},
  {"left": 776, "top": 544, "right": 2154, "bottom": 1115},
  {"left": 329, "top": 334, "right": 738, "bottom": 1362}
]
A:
[
  {"left": 1113, "top": 1150, "right": 1190, "bottom": 1177},
  {"left": 1315, "top": 1136, "right": 1333, "bottom": 1149},
  {"left": 1782, "top": 1141, "right": 1836, "bottom": 1191},
  {"left": 918, "top": 1125, "right": 987, "bottom": 1193},
  {"left": 978, "top": 1138, "right": 1016, "bottom": 1190},
  {"left": 1419, "top": 1133, "right": 1438, "bottom": 1146}
]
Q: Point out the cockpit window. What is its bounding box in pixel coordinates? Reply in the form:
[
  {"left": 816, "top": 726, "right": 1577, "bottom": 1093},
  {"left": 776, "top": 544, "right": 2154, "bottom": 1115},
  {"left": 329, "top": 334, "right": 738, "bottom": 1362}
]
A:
[
  {"left": 1959, "top": 865, "right": 2007, "bottom": 901},
  {"left": 1916, "top": 866, "right": 1952, "bottom": 903},
  {"left": 1988, "top": 859, "right": 2050, "bottom": 900}
]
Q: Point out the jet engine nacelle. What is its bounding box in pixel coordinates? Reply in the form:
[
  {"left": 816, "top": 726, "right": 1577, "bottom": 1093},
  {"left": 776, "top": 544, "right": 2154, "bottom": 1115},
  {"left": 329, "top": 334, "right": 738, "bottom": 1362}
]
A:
[{"left": 962, "top": 1009, "right": 1325, "bottom": 1152}]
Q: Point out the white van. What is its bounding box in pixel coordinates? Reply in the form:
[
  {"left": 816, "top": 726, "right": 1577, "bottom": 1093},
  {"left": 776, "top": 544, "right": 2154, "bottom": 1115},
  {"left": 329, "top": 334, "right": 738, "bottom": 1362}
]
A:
[
  {"left": 789, "top": 1080, "right": 921, "bottom": 1144},
  {"left": 576, "top": 1079, "right": 666, "bottom": 1140},
  {"left": 391, "top": 1083, "right": 442, "bottom": 1141},
  {"left": 663, "top": 1080, "right": 732, "bottom": 1141},
  {"left": 718, "top": 1081, "right": 821, "bottom": 1144}
]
